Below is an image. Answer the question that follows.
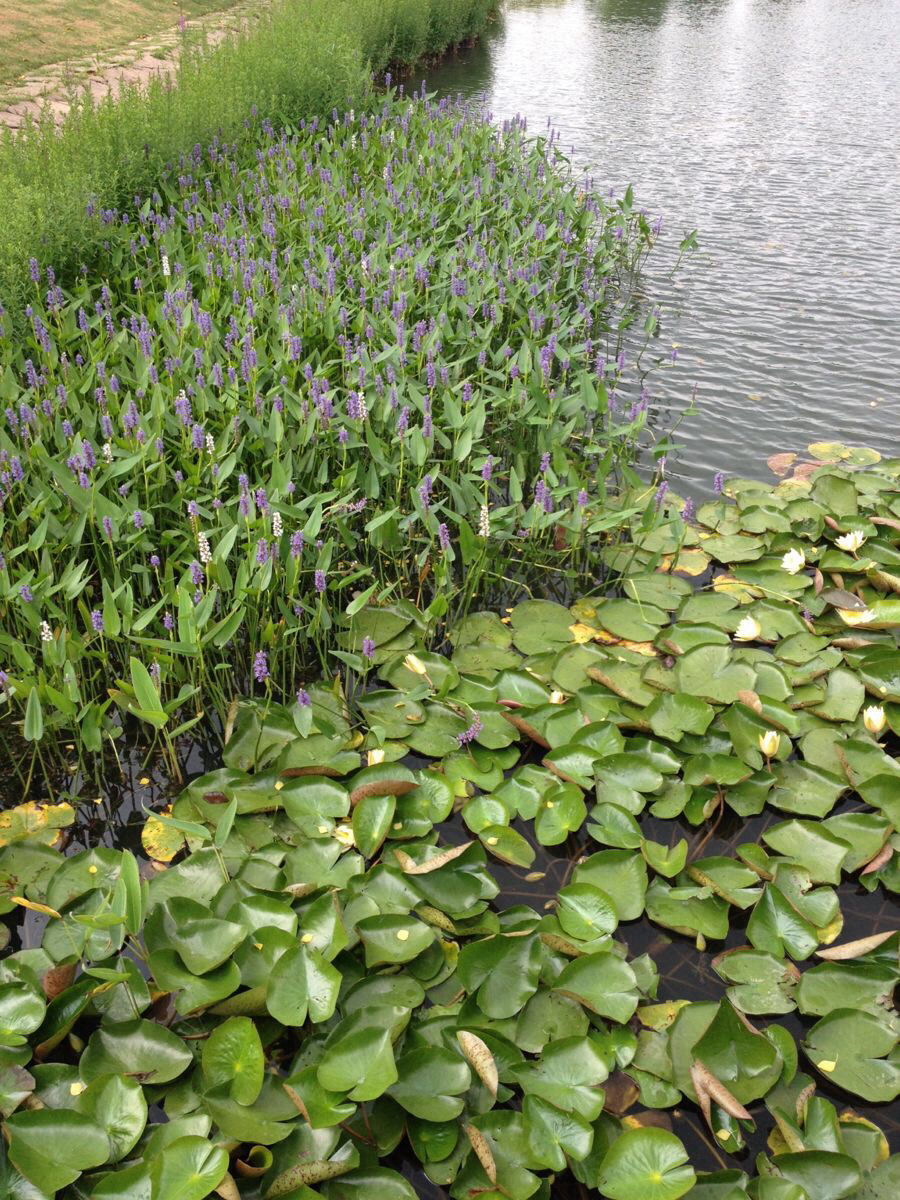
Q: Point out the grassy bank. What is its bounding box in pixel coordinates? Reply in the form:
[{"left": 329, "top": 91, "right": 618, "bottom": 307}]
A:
[{"left": 0, "top": 0, "right": 496, "bottom": 311}]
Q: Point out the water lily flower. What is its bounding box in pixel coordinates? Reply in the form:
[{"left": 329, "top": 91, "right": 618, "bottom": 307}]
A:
[
  {"left": 758, "top": 730, "right": 781, "bottom": 758},
  {"left": 734, "top": 616, "right": 761, "bottom": 642},
  {"left": 403, "top": 653, "right": 427, "bottom": 676},
  {"left": 863, "top": 705, "right": 887, "bottom": 736},
  {"left": 367, "top": 748, "right": 386, "bottom": 766},
  {"left": 333, "top": 823, "right": 355, "bottom": 849},
  {"left": 781, "top": 548, "right": 806, "bottom": 575},
  {"left": 837, "top": 607, "right": 875, "bottom": 626},
  {"left": 836, "top": 529, "right": 866, "bottom": 553}
]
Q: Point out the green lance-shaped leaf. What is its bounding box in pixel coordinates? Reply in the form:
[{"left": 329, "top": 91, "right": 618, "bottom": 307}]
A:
[
  {"left": 118, "top": 849, "right": 143, "bottom": 935},
  {"left": 129, "top": 656, "right": 167, "bottom": 728},
  {"left": 23, "top": 689, "right": 43, "bottom": 743}
]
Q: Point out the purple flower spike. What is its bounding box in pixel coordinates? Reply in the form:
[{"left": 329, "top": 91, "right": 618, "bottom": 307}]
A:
[
  {"left": 91, "top": 609, "right": 104, "bottom": 633},
  {"left": 713, "top": 471, "right": 725, "bottom": 496},
  {"left": 253, "top": 651, "right": 269, "bottom": 682},
  {"left": 457, "top": 714, "right": 484, "bottom": 747},
  {"left": 314, "top": 569, "right": 326, "bottom": 593},
  {"left": 362, "top": 636, "right": 376, "bottom": 661},
  {"left": 297, "top": 687, "right": 311, "bottom": 707}
]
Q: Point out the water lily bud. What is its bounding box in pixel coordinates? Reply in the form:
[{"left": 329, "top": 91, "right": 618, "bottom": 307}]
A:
[
  {"left": 367, "top": 747, "right": 386, "bottom": 766},
  {"left": 781, "top": 548, "right": 806, "bottom": 575},
  {"left": 836, "top": 529, "right": 866, "bottom": 553},
  {"left": 734, "top": 616, "right": 761, "bottom": 642},
  {"left": 403, "top": 653, "right": 427, "bottom": 676},
  {"left": 863, "top": 705, "right": 887, "bottom": 736},
  {"left": 758, "top": 730, "right": 781, "bottom": 757},
  {"left": 549, "top": 690, "right": 567, "bottom": 705}
]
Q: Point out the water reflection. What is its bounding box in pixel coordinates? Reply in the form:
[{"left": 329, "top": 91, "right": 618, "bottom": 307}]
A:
[
  {"left": 426, "top": 0, "right": 900, "bottom": 496},
  {"left": 596, "top": 0, "right": 674, "bottom": 26}
]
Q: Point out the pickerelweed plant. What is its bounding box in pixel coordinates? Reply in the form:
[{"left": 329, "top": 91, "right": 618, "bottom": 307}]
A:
[
  {"left": 0, "top": 454, "right": 897, "bottom": 1199},
  {"left": 0, "top": 87, "right": 670, "bottom": 774}
]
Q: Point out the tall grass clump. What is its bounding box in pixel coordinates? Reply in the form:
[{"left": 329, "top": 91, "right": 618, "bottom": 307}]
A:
[
  {"left": 0, "top": 0, "right": 497, "bottom": 312},
  {"left": 0, "top": 87, "right": 663, "bottom": 772}
]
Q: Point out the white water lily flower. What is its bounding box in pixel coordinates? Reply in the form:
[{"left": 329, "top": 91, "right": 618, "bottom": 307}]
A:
[
  {"left": 758, "top": 730, "right": 781, "bottom": 757},
  {"left": 333, "top": 823, "right": 355, "bottom": 849},
  {"left": 837, "top": 607, "right": 876, "bottom": 626},
  {"left": 403, "top": 653, "right": 427, "bottom": 676},
  {"left": 836, "top": 529, "right": 866, "bottom": 553},
  {"left": 863, "top": 705, "right": 887, "bottom": 736},
  {"left": 734, "top": 616, "right": 761, "bottom": 642},
  {"left": 781, "top": 548, "right": 806, "bottom": 575}
]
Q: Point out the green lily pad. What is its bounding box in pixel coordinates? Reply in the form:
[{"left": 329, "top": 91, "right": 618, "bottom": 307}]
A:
[
  {"left": 713, "top": 949, "right": 798, "bottom": 1015},
  {"left": 596, "top": 1126, "right": 696, "bottom": 1200},
  {"left": 803, "top": 1009, "right": 900, "bottom": 1102},
  {"left": 675, "top": 645, "right": 757, "bottom": 704},
  {"left": 553, "top": 953, "right": 639, "bottom": 1023},
  {"left": 573, "top": 850, "right": 648, "bottom": 922},
  {"left": 509, "top": 600, "right": 575, "bottom": 655}
]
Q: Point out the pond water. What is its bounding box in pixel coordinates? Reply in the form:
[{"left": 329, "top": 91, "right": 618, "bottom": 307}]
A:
[{"left": 425, "top": 0, "right": 900, "bottom": 495}]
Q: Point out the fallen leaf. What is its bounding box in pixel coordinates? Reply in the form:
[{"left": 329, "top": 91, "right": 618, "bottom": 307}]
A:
[
  {"left": 393, "top": 842, "right": 472, "bottom": 874},
  {"left": 457, "top": 1031, "right": 498, "bottom": 1098},
  {"left": 815, "top": 931, "right": 896, "bottom": 960},
  {"left": 767, "top": 452, "right": 797, "bottom": 477}
]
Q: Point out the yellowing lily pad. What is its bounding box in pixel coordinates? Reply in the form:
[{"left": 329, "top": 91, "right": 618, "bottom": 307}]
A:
[
  {"left": 141, "top": 807, "right": 187, "bottom": 862},
  {"left": 0, "top": 802, "right": 75, "bottom": 848}
]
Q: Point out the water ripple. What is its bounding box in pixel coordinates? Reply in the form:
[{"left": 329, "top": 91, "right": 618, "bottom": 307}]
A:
[{"left": 427, "top": 0, "right": 900, "bottom": 494}]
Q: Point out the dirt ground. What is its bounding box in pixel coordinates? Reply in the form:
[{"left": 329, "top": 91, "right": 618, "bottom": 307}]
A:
[{"left": 0, "top": 0, "right": 266, "bottom": 132}]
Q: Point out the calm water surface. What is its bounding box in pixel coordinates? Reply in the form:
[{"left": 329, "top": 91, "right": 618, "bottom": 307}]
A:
[{"left": 426, "top": 0, "right": 900, "bottom": 494}]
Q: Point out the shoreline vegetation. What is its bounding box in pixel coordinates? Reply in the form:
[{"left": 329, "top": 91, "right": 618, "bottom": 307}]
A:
[
  {"left": 0, "top": 0, "right": 498, "bottom": 310},
  {"left": 0, "top": 80, "right": 663, "bottom": 782}
]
